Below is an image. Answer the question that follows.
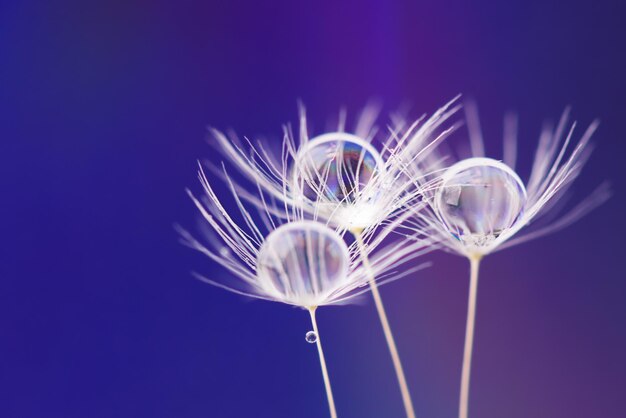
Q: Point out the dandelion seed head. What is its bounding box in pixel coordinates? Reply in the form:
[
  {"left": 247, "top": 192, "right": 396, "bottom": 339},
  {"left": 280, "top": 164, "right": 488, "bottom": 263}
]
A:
[
  {"left": 407, "top": 105, "right": 610, "bottom": 258},
  {"left": 203, "top": 98, "right": 462, "bottom": 236},
  {"left": 182, "top": 100, "right": 460, "bottom": 307},
  {"left": 180, "top": 162, "right": 432, "bottom": 308},
  {"left": 434, "top": 158, "right": 527, "bottom": 255}
]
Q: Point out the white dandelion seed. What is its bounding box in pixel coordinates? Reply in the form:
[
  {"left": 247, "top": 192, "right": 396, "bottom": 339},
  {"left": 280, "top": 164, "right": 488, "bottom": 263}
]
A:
[
  {"left": 203, "top": 99, "right": 461, "bottom": 418},
  {"left": 403, "top": 104, "right": 610, "bottom": 418},
  {"left": 179, "top": 163, "right": 434, "bottom": 418}
]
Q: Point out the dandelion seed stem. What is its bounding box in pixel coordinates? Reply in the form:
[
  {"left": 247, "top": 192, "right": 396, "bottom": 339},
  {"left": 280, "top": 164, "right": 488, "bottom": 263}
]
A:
[
  {"left": 353, "top": 231, "right": 416, "bottom": 418},
  {"left": 459, "top": 255, "right": 481, "bottom": 418},
  {"left": 308, "top": 307, "right": 337, "bottom": 418}
]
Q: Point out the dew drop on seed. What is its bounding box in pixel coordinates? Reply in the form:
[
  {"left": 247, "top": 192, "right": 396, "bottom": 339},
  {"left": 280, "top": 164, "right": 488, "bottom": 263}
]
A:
[
  {"left": 305, "top": 331, "right": 318, "bottom": 343},
  {"left": 435, "top": 158, "right": 527, "bottom": 248},
  {"left": 293, "top": 133, "right": 383, "bottom": 205},
  {"left": 256, "top": 221, "right": 349, "bottom": 304}
]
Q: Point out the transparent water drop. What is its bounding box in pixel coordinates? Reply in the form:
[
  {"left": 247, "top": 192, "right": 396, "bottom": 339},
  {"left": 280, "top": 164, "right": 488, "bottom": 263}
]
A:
[
  {"left": 256, "top": 221, "right": 350, "bottom": 306},
  {"left": 305, "top": 331, "right": 318, "bottom": 343},
  {"left": 292, "top": 133, "right": 386, "bottom": 228},
  {"left": 435, "top": 158, "right": 527, "bottom": 250},
  {"left": 293, "top": 132, "right": 385, "bottom": 205}
]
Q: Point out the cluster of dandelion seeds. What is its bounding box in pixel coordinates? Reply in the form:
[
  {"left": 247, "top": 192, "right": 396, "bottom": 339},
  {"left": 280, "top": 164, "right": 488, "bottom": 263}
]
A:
[{"left": 181, "top": 98, "right": 609, "bottom": 418}]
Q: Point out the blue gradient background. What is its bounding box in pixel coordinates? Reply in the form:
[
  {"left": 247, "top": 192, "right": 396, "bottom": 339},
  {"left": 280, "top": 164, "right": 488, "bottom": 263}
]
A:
[{"left": 1, "top": 1, "right": 625, "bottom": 417}]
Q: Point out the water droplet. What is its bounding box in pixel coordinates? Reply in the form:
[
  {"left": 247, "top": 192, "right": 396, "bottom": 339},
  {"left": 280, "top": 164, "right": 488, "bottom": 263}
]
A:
[
  {"left": 293, "top": 133, "right": 384, "bottom": 205},
  {"left": 292, "top": 133, "right": 386, "bottom": 228},
  {"left": 435, "top": 158, "right": 527, "bottom": 250},
  {"left": 256, "top": 221, "right": 350, "bottom": 306},
  {"left": 305, "top": 331, "right": 318, "bottom": 343}
]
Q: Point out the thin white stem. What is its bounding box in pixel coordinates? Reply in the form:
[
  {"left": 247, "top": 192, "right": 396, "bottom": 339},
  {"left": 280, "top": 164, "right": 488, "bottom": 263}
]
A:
[
  {"left": 353, "top": 231, "right": 416, "bottom": 418},
  {"left": 308, "top": 307, "right": 338, "bottom": 418},
  {"left": 459, "top": 256, "right": 481, "bottom": 418}
]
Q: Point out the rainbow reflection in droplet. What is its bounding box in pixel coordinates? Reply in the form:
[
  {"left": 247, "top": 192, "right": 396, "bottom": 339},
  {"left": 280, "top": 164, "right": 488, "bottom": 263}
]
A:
[{"left": 293, "top": 133, "right": 384, "bottom": 205}]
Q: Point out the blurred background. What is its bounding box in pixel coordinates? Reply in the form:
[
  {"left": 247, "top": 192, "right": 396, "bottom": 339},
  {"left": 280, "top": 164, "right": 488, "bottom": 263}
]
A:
[{"left": 1, "top": 1, "right": 625, "bottom": 417}]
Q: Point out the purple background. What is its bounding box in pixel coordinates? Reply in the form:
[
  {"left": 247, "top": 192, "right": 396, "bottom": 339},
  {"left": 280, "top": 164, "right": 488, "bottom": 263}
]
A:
[{"left": 1, "top": 1, "right": 625, "bottom": 417}]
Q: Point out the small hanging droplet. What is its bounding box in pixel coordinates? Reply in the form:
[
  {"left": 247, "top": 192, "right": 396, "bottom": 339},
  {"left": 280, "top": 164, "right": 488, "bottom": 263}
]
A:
[{"left": 305, "top": 331, "right": 318, "bottom": 344}]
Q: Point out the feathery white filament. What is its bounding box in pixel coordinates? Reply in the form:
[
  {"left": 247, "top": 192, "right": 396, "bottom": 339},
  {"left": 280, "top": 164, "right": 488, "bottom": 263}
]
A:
[
  {"left": 400, "top": 106, "right": 610, "bottom": 418},
  {"left": 405, "top": 108, "right": 609, "bottom": 257}
]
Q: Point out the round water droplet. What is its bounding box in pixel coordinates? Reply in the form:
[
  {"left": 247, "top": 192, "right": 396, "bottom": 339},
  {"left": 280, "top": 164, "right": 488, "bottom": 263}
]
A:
[
  {"left": 435, "top": 158, "right": 527, "bottom": 251},
  {"left": 256, "top": 221, "right": 350, "bottom": 306},
  {"left": 305, "top": 331, "right": 318, "bottom": 343},
  {"left": 293, "top": 132, "right": 385, "bottom": 205}
]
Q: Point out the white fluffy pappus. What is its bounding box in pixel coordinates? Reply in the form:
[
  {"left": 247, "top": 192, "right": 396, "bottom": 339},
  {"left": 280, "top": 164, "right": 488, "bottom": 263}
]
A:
[
  {"left": 205, "top": 98, "right": 462, "bottom": 234},
  {"left": 179, "top": 161, "right": 437, "bottom": 418},
  {"left": 178, "top": 164, "right": 434, "bottom": 308},
  {"left": 403, "top": 104, "right": 611, "bottom": 258},
  {"left": 399, "top": 103, "right": 610, "bottom": 418},
  {"left": 193, "top": 99, "right": 461, "bottom": 418}
]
